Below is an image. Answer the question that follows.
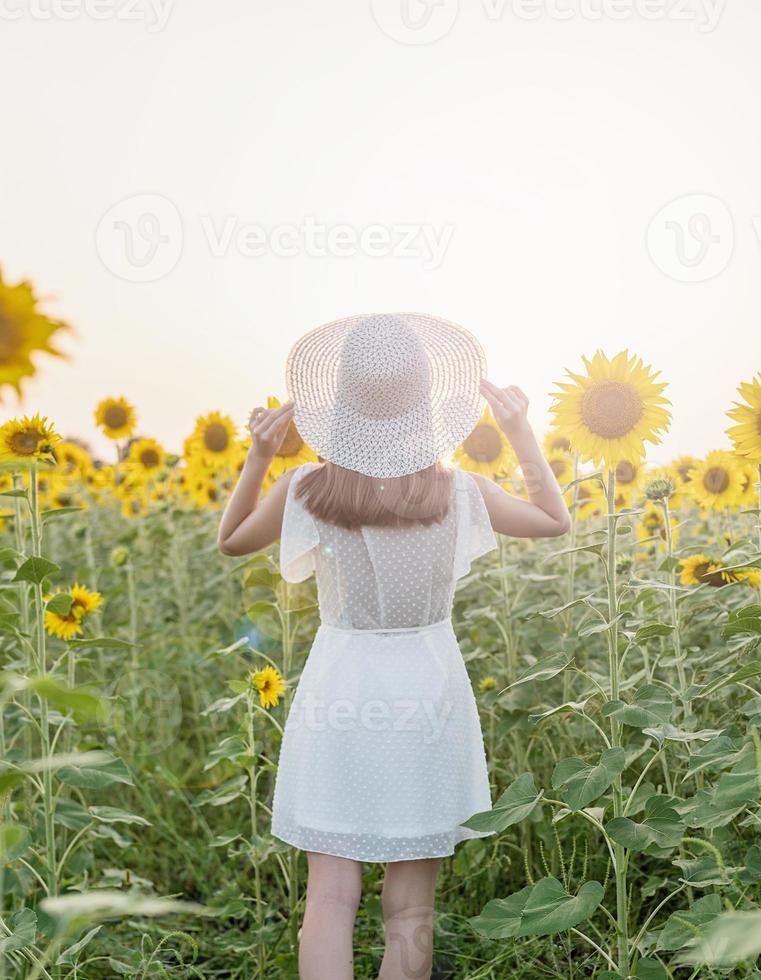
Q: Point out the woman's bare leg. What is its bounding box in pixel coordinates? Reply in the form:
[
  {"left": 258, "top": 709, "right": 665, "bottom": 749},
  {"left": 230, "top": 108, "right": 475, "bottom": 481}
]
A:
[
  {"left": 378, "top": 858, "right": 442, "bottom": 980},
  {"left": 299, "top": 851, "right": 362, "bottom": 980}
]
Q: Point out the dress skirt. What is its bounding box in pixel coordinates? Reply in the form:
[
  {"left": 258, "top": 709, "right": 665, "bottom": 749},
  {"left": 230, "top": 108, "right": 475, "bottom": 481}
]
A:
[{"left": 270, "top": 618, "right": 494, "bottom": 863}]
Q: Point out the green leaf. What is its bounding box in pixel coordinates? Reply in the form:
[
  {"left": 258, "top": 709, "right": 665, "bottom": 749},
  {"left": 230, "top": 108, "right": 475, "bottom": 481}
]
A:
[
  {"left": 518, "top": 878, "right": 604, "bottom": 937},
  {"left": 87, "top": 806, "right": 151, "bottom": 827},
  {"left": 643, "top": 724, "right": 721, "bottom": 745},
  {"left": 684, "top": 735, "right": 742, "bottom": 780},
  {"left": 30, "top": 677, "right": 104, "bottom": 724},
  {"left": 692, "top": 662, "right": 761, "bottom": 698},
  {"left": 470, "top": 878, "right": 603, "bottom": 939},
  {"left": 0, "top": 488, "right": 28, "bottom": 499},
  {"left": 0, "top": 908, "right": 36, "bottom": 955},
  {"left": 46, "top": 592, "right": 73, "bottom": 616},
  {"left": 551, "top": 747, "right": 626, "bottom": 811},
  {"left": 41, "top": 506, "right": 84, "bottom": 523},
  {"left": 678, "top": 910, "right": 761, "bottom": 967},
  {"left": 737, "top": 845, "right": 761, "bottom": 885},
  {"left": 656, "top": 894, "right": 722, "bottom": 951},
  {"left": 469, "top": 884, "right": 533, "bottom": 938},
  {"left": 508, "top": 653, "right": 573, "bottom": 690},
  {"left": 602, "top": 685, "right": 673, "bottom": 728},
  {"left": 0, "top": 823, "right": 29, "bottom": 861},
  {"left": 40, "top": 890, "right": 210, "bottom": 924},
  {"left": 606, "top": 795, "right": 684, "bottom": 854},
  {"left": 462, "top": 773, "right": 543, "bottom": 832},
  {"left": 57, "top": 756, "right": 133, "bottom": 790},
  {"left": 67, "top": 637, "right": 137, "bottom": 650},
  {"left": 56, "top": 926, "right": 102, "bottom": 965},
  {"left": 633, "top": 623, "right": 674, "bottom": 643},
  {"left": 13, "top": 555, "right": 59, "bottom": 585}
]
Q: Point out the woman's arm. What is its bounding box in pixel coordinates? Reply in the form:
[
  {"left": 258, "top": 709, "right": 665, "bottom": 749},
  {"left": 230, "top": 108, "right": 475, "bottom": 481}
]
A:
[
  {"left": 472, "top": 380, "right": 571, "bottom": 538},
  {"left": 217, "top": 401, "right": 297, "bottom": 557}
]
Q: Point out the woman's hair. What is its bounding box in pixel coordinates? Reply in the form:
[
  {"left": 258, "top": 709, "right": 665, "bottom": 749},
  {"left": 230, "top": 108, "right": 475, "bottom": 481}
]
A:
[{"left": 295, "top": 461, "right": 453, "bottom": 530}]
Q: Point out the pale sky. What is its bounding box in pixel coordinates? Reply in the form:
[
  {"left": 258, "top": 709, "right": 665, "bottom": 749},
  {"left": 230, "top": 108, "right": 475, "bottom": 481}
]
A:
[{"left": 2, "top": 0, "right": 760, "bottom": 464}]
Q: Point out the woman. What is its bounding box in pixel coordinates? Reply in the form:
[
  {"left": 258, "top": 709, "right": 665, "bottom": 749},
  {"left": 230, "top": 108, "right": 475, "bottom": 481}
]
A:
[{"left": 218, "top": 313, "right": 570, "bottom": 980}]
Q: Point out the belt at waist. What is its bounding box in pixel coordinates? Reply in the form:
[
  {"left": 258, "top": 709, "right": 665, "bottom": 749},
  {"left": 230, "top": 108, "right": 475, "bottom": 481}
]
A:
[{"left": 318, "top": 617, "right": 452, "bottom": 637}]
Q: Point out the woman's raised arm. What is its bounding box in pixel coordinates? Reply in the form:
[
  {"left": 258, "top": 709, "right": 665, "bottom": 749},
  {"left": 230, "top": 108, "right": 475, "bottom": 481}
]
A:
[
  {"left": 217, "top": 401, "right": 297, "bottom": 556},
  {"left": 473, "top": 380, "right": 571, "bottom": 538}
]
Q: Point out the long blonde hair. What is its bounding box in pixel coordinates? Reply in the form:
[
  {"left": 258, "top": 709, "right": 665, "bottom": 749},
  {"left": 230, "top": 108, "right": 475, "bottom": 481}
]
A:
[{"left": 296, "top": 461, "right": 453, "bottom": 530}]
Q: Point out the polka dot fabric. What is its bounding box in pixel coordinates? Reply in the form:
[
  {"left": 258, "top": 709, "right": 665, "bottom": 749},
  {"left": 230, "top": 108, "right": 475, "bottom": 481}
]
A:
[{"left": 271, "top": 462, "right": 499, "bottom": 862}]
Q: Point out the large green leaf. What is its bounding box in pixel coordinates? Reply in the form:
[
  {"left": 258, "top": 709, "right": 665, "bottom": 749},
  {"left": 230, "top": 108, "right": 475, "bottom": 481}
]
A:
[
  {"left": 470, "top": 878, "right": 603, "bottom": 939},
  {"left": 508, "top": 653, "right": 573, "bottom": 690},
  {"left": 30, "top": 677, "right": 104, "bottom": 724},
  {"left": 678, "top": 910, "right": 761, "bottom": 966},
  {"left": 684, "top": 735, "right": 742, "bottom": 780},
  {"left": 0, "top": 908, "right": 36, "bottom": 955},
  {"left": 13, "top": 555, "right": 59, "bottom": 585},
  {"left": 602, "top": 685, "right": 673, "bottom": 728},
  {"left": 462, "top": 773, "right": 543, "bottom": 833},
  {"left": 656, "top": 894, "right": 722, "bottom": 951},
  {"left": 551, "top": 747, "right": 626, "bottom": 811},
  {"left": 469, "top": 884, "right": 533, "bottom": 938},
  {"left": 518, "top": 878, "right": 604, "bottom": 936},
  {"left": 606, "top": 795, "right": 684, "bottom": 854}
]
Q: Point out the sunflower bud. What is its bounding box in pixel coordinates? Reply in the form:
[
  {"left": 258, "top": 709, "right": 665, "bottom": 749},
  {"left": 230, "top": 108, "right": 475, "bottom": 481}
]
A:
[
  {"left": 110, "top": 545, "right": 129, "bottom": 567},
  {"left": 479, "top": 676, "right": 497, "bottom": 692},
  {"left": 644, "top": 477, "right": 674, "bottom": 501}
]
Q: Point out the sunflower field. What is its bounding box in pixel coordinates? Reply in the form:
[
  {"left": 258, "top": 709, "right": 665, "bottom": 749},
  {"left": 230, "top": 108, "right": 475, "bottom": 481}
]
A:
[{"left": 1, "top": 274, "right": 761, "bottom": 978}]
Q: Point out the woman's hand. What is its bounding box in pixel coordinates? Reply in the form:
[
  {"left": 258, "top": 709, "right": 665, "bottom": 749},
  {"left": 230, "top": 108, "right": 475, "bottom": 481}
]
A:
[
  {"left": 480, "top": 379, "right": 530, "bottom": 441},
  {"left": 247, "top": 401, "right": 295, "bottom": 461}
]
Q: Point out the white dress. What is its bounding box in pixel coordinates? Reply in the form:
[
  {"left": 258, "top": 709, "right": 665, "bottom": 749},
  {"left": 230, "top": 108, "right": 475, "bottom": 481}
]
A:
[{"left": 270, "top": 461, "right": 498, "bottom": 863}]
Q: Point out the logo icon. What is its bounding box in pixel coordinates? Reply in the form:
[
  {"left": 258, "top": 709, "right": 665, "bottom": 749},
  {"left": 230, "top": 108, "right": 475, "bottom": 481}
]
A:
[
  {"left": 95, "top": 193, "right": 183, "bottom": 282},
  {"left": 647, "top": 194, "right": 733, "bottom": 283},
  {"left": 371, "top": 0, "right": 458, "bottom": 45}
]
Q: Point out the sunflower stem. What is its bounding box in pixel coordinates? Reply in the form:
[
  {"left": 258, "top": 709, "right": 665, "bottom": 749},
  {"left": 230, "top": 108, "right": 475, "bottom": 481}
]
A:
[
  {"left": 605, "top": 469, "right": 629, "bottom": 976},
  {"left": 245, "top": 689, "right": 266, "bottom": 977},
  {"left": 562, "top": 454, "right": 580, "bottom": 705},
  {"left": 661, "top": 496, "right": 687, "bottom": 702}
]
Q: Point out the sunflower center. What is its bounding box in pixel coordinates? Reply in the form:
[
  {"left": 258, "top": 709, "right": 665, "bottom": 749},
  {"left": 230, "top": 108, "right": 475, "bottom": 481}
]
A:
[
  {"left": 140, "top": 448, "right": 160, "bottom": 469},
  {"left": 204, "top": 423, "right": 229, "bottom": 453},
  {"left": 278, "top": 423, "right": 304, "bottom": 458},
  {"left": 580, "top": 381, "right": 643, "bottom": 439},
  {"left": 463, "top": 424, "right": 502, "bottom": 463},
  {"left": 549, "top": 459, "right": 566, "bottom": 478},
  {"left": 11, "top": 429, "right": 43, "bottom": 455},
  {"left": 703, "top": 466, "right": 729, "bottom": 494},
  {"left": 550, "top": 435, "right": 571, "bottom": 453},
  {"left": 615, "top": 460, "right": 637, "bottom": 484},
  {"left": 104, "top": 404, "right": 128, "bottom": 430}
]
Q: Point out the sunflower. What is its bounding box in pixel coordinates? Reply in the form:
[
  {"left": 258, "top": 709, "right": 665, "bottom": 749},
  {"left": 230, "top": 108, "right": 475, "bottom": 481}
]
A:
[
  {"left": 726, "top": 373, "right": 761, "bottom": 463},
  {"left": 186, "top": 411, "right": 239, "bottom": 468},
  {"left": 44, "top": 583, "right": 103, "bottom": 640},
  {"left": 687, "top": 451, "right": 745, "bottom": 512},
  {"left": 550, "top": 350, "right": 671, "bottom": 468},
  {"left": 546, "top": 453, "right": 573, "bottom": 487},
  {"left": 679, "top": 554, "right": 725, "bottom": 587},
  {"left": 479, "top": 676, "right": 497, "bottom": 692},
  {"left": 53, "top": 439, "right": 92, "bottom": 477},
  {"left": 453, "top": 406, "right": 516, "bottom": 479},
  {"left": 543, "top": 430, "right": 572, "bottom": 457},
  {"left": 637, "top": 502, "right": 679, "bottom": 548},
  {"left": 669, "top": 455, "right": 699, "bottom": 489},
  {"left": 0, "top": 268, "right": 70, "bottom": 399},
  {"left": 264, "top": 396, "right": 319, "bottom": 480},
  {"left": 95, "top": 396, "right": 137, "bottom": 440},
  {"left": 250, "top": 665, "right": 286, "bottom": 709},
  {"left": 570, "top": 479, "right": 604, "bottom": 521},
  {"left": 0, "top": 413, "right": 60, "bottom": 463},
  {"left": 738, "top": 463, "right": 759, "bottom": 507},
  {"left": 125, "top": 437, "right": 166, "bottom": 479}
]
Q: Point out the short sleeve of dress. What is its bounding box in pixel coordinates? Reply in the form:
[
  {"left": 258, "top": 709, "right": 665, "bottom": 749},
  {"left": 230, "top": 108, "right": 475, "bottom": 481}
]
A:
[
  {"left": 279, "top": 463, "right": 321, "bottom": 583},
  {"left": 452, "top": 468, "right": 498, "bottom": 581}
]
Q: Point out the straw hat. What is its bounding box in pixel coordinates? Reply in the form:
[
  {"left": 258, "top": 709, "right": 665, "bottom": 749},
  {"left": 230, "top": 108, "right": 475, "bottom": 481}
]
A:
[{"left": 285, "top": 312, "right": 487, "bottom": 478}]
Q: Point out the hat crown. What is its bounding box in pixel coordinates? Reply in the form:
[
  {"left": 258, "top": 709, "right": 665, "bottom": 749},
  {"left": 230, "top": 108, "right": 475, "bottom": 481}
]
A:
[{"left": 337, "top": 315, "right": 431, "bottom": 421}]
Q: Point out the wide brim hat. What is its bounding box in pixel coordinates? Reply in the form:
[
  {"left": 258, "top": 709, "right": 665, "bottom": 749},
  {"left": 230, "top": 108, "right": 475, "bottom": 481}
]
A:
[{"left": 285, "top": 312, "right": 487, "bottom": 479}]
